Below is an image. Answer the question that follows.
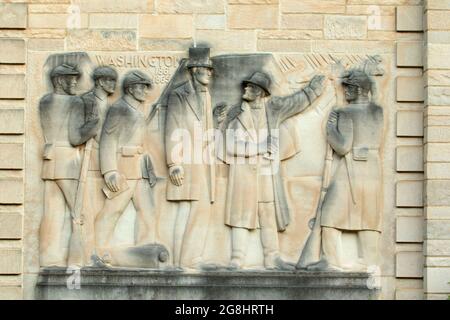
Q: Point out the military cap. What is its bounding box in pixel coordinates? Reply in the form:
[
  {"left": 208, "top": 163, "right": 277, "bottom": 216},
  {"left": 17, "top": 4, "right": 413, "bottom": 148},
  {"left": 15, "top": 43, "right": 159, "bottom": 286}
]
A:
[
  {"left": 341, "top": 69, "right": 372, "bottom": 91},
  {"left": 50, "top": 63, "right": 80, "bottom": 79},
  {"left": 122, "top": 70, "right": 152, "bottom": 91},
  {"left": 242, "top": 71, "right": 272, "bottom": 96},
  {"left": 187, "top": 47, "right": 213, "bottom": 69},
  {"left": 93, "top": 66, "right": 118, "bottom": 81}
]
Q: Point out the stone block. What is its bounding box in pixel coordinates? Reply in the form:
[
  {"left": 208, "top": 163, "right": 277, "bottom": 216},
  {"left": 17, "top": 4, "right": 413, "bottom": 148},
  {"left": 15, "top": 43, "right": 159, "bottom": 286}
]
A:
[
  {"left": 425, "top": 207, "right": 450, "bottom": 220},
  {"left": 0, "top": 179, "right": 23, "bottom": 204},
  {"left": 0, "top": 286, "right": 22, "bottom": 300},
  {"left": 427, "top": 31, "right": 450, "bottom": 44},
  {"left": 258, "top": 30, "right": 322, "bottom": 40},
  {"left": 28, "top": 39, "right": 65, "bottom": 51},
  {"left": 229, "top": 0, "right": 278, "bottom": 3},
  {"left": 157, "top": 0, "right": 225, "bottom": 14},
  {"left": 396, "top": 180, "right": 423, "bottom": 208},
  {"left": 397, "top": 111, "right": 423, "bottom": 137},
  {"left": 281, "top": 0, "right": 345, "bottom": 14},
  {"left": 396, "top": 216, "right": 423, "bottom": 243},
  {"left": 29, "top": 13, "right": 88, "bottom": 29},
  {"left": 397, "top": 77, "right": 424, "bottom": 102},
  {"left": 0, "top": 3, "right": 27, "bottom": 29},
  {"left": 0, "top": 249, "right": 22, "bottom": 274},
  {"left": 0, "top": 144, "right": 23, "bottom": 169},
  {"left": 396, "top": 252, "right": 424, "bottom": 278},
  {"left": 426, "top": 257, "right": 450, "bottom": 267},
  {"left": 0, "top": 109, "right": 24, "bottom": 134},
  {"left": 281, "top": 14, "right": 323, "bottom": 30},
  {"left": 425, "top": 240, "right": 450, "bottom": 256},
  {"left": 426, "top": 11, "right": 450, "bottom": 31},
  {"left": 427, "top": 44, "right": 450, "bottom": 69},
  {"left": 195, "top": 15, "right": 226, "bottom": 30},
  {"left": 425, "top": 180, "right": 450, "bottom": 207},
  {"left": 139, "top": 15, "right": 193, "bottom": 39},
  {"left": 28, "top": 4, "right": 70, "bottom": 13},
  {"left": 196, "top": 30, "right": 255, "bottom": 52},
  {"left": 424, "top": 267, "right": 450, "bottom": 293},
  {"left": 258, "top": 39, "right": 311, "bottom": 52},
  {"left": 67, "top": 29, "right": 137, "bottom": 51},
  {"left": 324, "top": 15, "right": 367, "bottom": 40},
  {"left": 0, "top": 39, "right": 25, "bottom": 64},
  {"left": 0, "top": 75, "right": 25, "bottom": 99},
  {"left": 427, "top": 0, "right": 450, "bottom": 10},
  {"left": 228, "top": 5, "right": 278, "bottom": 29},
  {"left": 76, "top": 0, "right": 149, "bottom": 13},
  {"left": 426, "top": 220, "right": 450, "bottom": 240},
  {"left": 396, "top": 146, "right": 423, "bottom": 172},
  {"left": 397, "top": 41, "right": 423, "bottom": 67},
  {"left": 427, "top": 87, "right": 450, "bottom": 106},
  {"left": 312, "top": 40, "right": 394, "bottom": 54},
  {"left": 139, "top": 39, "right": 192, "bottom": 51},
  {"left": 395, "top": 289, "right": 424, "bottom": 300},
  {"left": 89, "top": 14, "right": 138, "bottom": 29},
  {"left": 396, "top": 6, "right": 423, "bottom": 32},
  {"left": 425, "top": 70, "right": 450, "bottom": 87},
  {"left": 425, "top": 143, "right": 450, "bottom": 162},
  {"left": 0, "top": 213, "right": 22, "bottom": 239},
  {"left": 426, "top": 163, "right": 450, "bottom": 180}
]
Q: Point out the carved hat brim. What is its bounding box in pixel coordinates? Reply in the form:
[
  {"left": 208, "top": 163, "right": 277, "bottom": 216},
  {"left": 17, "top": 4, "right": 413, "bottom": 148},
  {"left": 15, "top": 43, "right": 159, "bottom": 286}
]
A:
[{"left": 242, "top": 80, "right": 271, "bottom": 96}]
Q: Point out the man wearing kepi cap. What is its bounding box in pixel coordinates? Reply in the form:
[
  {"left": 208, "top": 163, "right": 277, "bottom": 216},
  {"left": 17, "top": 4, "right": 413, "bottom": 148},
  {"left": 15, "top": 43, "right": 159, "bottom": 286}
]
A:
[
  {"left": 165, "top": 47, "right": 216, "bottom": 268},
  {"left": 39, "top": 63, "right": 84, "bottom": 267},
  {"left": 222, "top": 71, "right": 326, "bottom": 270},
  {"left": 94, "top": 70, "right": 156, "bottom": 263}
]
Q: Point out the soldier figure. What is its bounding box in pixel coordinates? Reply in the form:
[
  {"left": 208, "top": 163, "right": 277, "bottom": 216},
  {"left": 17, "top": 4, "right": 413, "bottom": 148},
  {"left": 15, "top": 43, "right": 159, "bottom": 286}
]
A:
[
  {"left": 39, "top": 64, "right": 84, "bottom": 266},
  {"left": 95, "top": 70, "right": 156, "bottom": 257},
  {"left": 316, "top": 70, "right": 384, "bottom": 271},
  {"left": 223, "top": 71, "right": 326, "bottom": 270},
  {"left": 165, "top": 47, "right": 216, "bottom": 268},
  {"left": 68, "top": 66, "right": 118, "bottom": 265}
]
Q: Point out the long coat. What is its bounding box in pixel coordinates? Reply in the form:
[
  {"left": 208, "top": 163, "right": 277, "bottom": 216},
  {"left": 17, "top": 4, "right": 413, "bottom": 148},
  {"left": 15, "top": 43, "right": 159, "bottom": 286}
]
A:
[
  {"left": 223, "top": 85, "right": 317, "bottom": 231},
  {"left": 320, "top": 102, "right": 384, "bottom": 232},
  {"left": 165, "top": 81, "right": 215, "bottom": 202}
]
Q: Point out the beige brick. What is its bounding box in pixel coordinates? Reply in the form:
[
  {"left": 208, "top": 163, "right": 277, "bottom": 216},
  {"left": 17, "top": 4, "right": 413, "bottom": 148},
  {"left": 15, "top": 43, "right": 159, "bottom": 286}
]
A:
[
  {"left": 425, "top": 70, "right": 450, "bottom": 87},
  {"left": 346, "top": 5, "right": 395, "bottom": 16},
  {"left": 0, "top": 109, "right": 23, "bottom": 134},
  {"left": 0, "top": 179, "right": 23, "bottom": 204},
  {"left": 0, "top": 75, "right": 25, "bottom": 99},
  {"left": 0, "top": 286, "right": 21, "bottom": 300},
  {"left": 426, "top": 257, "right": 450, "bottom": 267},
  {"left": 0, "top": 39, "right": 25, "bottom": 64},
  {"left": 281, "top": 14, "right": 323, "bottom": 30},
  {"left": 426, "top": 220, "right": 450, "bottom": 240},
  {"left": 425, "top": 180, "right": 450, "bottom": 206},
  {"left": 28, "top": 39, "right": 65, "bottom": 51},
  {"left": 425, "top": 207, "right": 450, "bottom": 220},
  {"left": 229, "top": 0, "right": 278, "bottom": 3},
  {"left": 196, "top": 30, "right": 255, "bottom": 52},
  {"left": 0, "top": 144, "right": 23, "bottom": 170},
  {"left": 195, "top": 15, "right": 225, "bottom": 30},
  {"left": 396, "top": 6, "right": 423, "bottom": 31},
  {"left": 0, "top": 3, "right": 27, "bottom": 29},
  {"left": 324, "top": 15, "right": 367, "bottom": 40},
  {"left": 426, "top": 163, "right": 450, "bottom": 180},
  {"left": 139, "top": 39, "right": 192, "bottom": 51},
  {"left": 424, "top": 267, "right": 450, "bottom": 293},
  {"left": 67, "top": 29, "right": 137, "bottom": 51},
  {"left": 397, "top": 216, "right": 423, "bottom": 243},
  {"left": 281, "top": 0, "right": 345, "bottom": 14},
  {"left": 426, "top": 11, "right": 450, "bottom": 30},
  {"left": 396, "top": 180, "right": 423, "bottom": 208},
  {"left": 427, "top": 87, "right": 450, "bottom": 106},
  {"left": 28, "top": 4, "right": 70, "bottom": 13},
  {"left": 427, "top": 44, "right": 450, "bottom": 69},
  {"left": 425, "top": 240, "right": 450, "bottom": 256},
  {"left": 312, "top": 40, "right": 394, "bottom": 54},
  {"left": 396, "top": 251, "right": 424, "bottom": 278},
  {"left": 397, "top": 41, "right": 423, "bottom": 67},
  {"left": 29, "top": 13, "right": 88, "bottom": 29},
  {"left": 426, "top": 126, "right": 450, "bottom": 143},
  {"left": 157, "top": 0, "right": 224, "bottom": 13},
  {"left": 427, "top": 31, "right": 450, "bottom": 44},
  {"left": 397, "top": 111, "right": 423, "bottom": 137},
  {"left": 258, "top": 30, "right": 322, "bottom": 40},
  {"left": 397, "top": 146, "right": 423, "bottom": 172},
  {"left": 0, "top": 249, "right": 21, "bottom": 274},
  {"left": 76, "top": 0, "right": 149, "bottom": 13},
  {"left": 89, "top": 14, "right": 138, "bottom": 29},
  {"left": 228, "top": 5, "right": 278, "bottom": 29},
  {"left": 395, "top": 289, "right": 424, "bottom": 300},
  {"left": 427, "top": 0, "right": 450, "bottom": 10},
  {"left": 425, "top": 143, "right": 450, "bottom": 162},
  {"left": 397, "top": 77, "right": 424, "bottom": 102},
  {"left": 425, "top": 293, "right": 449, "bottom": 300},
  {"left": 258, "top": 39, "right": 311, "bottom": 52},
  {"left": 0, "top": 213, "right": 22, "bottom": 239},
  {"left": 139, "top": 15, "right": 193, "bottom": 39}
]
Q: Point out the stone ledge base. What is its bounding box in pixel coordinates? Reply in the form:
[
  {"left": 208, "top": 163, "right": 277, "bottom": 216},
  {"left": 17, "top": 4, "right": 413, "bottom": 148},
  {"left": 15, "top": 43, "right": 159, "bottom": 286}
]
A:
[{"left": 36, "top": 267, "right": 380, "bottom": 300}]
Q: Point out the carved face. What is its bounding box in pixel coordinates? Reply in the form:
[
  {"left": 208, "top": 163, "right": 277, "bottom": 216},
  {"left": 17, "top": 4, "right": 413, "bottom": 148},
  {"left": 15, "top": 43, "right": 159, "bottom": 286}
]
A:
[
  {"left": 344, "top": 84, "right": 360, "bottom": 102},
  {"left": 99, "top": 77, "right": 117, "bottom": 95},
  {"left": 59, "top": 75, "right": 78, "bottom": 95},
  {"left": 128, "top": 83, "right": 150, "bottom": 102},
  {"left": 243, "top": 83, "right": 264, "bottom": 102},
  {"left": 192, "top": 67, "right": 212, "bottom": 86}
]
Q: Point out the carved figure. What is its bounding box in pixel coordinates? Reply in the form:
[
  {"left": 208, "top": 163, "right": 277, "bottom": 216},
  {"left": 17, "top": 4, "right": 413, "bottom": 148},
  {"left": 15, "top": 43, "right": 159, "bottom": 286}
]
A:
[{"left": 223, "top": 71, "right": 326, "bottom": 270}]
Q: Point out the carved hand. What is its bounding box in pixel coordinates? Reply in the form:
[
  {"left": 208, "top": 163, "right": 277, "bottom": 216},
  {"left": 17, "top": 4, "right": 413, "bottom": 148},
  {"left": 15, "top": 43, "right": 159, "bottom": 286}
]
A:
[
  {"left": 169, "top": 165, "right": 184, "bottom": 186},
  {"left": 309, "top": 74, "right": 326, "bottom": 97},
  {"left": 104, "top": 171, "right": 120, "bottom": 192},
  {"left": 213, "top": 103, "right": 228, "bottom": 124},
  {"left": 327, "top": 110, "right": 338, "bottom": 128}
]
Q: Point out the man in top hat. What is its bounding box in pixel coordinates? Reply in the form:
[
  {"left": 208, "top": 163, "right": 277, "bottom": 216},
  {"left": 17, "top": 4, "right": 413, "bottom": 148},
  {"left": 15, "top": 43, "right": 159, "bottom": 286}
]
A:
[
  {"left": 222, "top": 71, "right": 326, "bottom": 270},
  {"left": 68, "top": 66, "right": 118, "bottom": 265},
  {"left": 94, "top": 70, "right": 156, "bottom": 259},
  {"left": 165, "top": 47, "right": 216, "bottom": 268},
  {"left": 39, "top": 63, "right": 84, "bottom": 266}
]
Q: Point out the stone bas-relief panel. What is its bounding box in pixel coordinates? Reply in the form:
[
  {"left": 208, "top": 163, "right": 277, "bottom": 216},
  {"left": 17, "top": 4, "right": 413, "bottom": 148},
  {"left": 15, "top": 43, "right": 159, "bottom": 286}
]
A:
[{"left": 30, "top": 48, "right": 388, "bottom": 276}]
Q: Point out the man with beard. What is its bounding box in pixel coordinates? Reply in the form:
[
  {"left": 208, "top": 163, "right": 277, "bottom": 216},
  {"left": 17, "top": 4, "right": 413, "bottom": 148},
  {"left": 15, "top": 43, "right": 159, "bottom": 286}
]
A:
[{"left": 68, "top": 66, "right": 118, "bottom": 265}]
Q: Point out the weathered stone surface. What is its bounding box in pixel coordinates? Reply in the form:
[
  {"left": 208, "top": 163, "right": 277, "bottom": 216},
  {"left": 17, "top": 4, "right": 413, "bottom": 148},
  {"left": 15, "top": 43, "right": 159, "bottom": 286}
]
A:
[
  {"left": 396, "top": 252, "right": 424, "bottom": 278},
  {"left": 229, "top": 0, "right": 278, "bottom": 3},
  {"left": 0, "top": 75, "right": 26, "bottom": 99},
  {"left": 396, "top": 180, "right": 423, "bottom": 208},
  {"left": 426, "top": 220, "right": 450, "bottom": 240},
  {"left": 195, "top": 14, "right": 226, "bottom": 30},
  {"left": 425, "top": 143, "right": 450, "bottom": 162},
  {"left": 157, "top": 0, "right": 225, "bottom": 14},
  {"left": 324, "top": 16, "right": 367, "bottom": 40},
  {"left": 139, "top": 39, "right": 192, "bottom": 51},
  {"left": 76, "top": 0, "right": 149, "bottom": 13},
  {"left": 28, "top": 39, "right": 65, "bottom": 51},
  {"left": 258, "top": 30, "right": 322, "bottom": 40},
  {"left": 425, "top": 70, "right": 450, "bottom": 87},
  {"left": 425, "top": 44, "right": 450, "bottom": 69},
  {"left": 425, "top": 240, "right": 450, "bottom": 256},
  {"left": 395, "top": 289, "right": 424, "bottom": 300},
  {"left": 66, "top": 29, "right": 137, "bottom": 51},
  {"left": 397, "top": 111, "right": 423, "bottom": 137},
  {"left": 426, "top": 257, "right": 450, "bottom": 267},
  {"left": 228, "top": 5, "right": 278, "bottom": 29},
  {"left": 281, "top": 0, "right": 345, "bottom": 14},
  {"left": 425, "top": 207, "right": 450, "bottom": 220},
  {"left": 397, "top": 77, "right": 424, "bottom": 102},
  {"left": 424, "top": 267, "right": 450, "bottom": 293},
  {"left": 427, "top": 87, "right": 450, "bottom": 106},
  {"left": 312, "top": 40, "right": 394, "bottom": 54},
  {"left": 397, "top": 41, "right": 423, "bottom": 67},
  {"left": 89, "top": 14, "right": 138, "bottom": 29},
  {"left": 258, "top": 39, "right": 311, "bottom": 52},
  {"left": 0, "top": 3, "right": 27, "bottom": 29},
  {"left": 0, "top": 286, "right": 22, "bottom": 300},
  {"left": 396, "top": 146, "right": 423, "bottom": 172},
  {"left": 396, "top": 6, "right": 423, "bottom": 32},
  {"left": 427, "top": 0, "right": 450, "bottom": 10},
  {"left": 28, "top": 4, "right": 70, "bottom": 13},
  {"left": 425, "top": 180, "right": 450, "bottom": 206},
  {"left": 426, "top": 163, "right": 450, "bottom": 180},
  {"left": 0, "top": 179, "right": 23, "bottom": 204},
  {"left": 139, "top": 15, "right": 193, "bottom": 39},
  {"left": 29, "top": 13, "right": 88, "bottom": 29},
  {"left": 397, "top": 216, "right": 423, "bottom": 243},
  {"left": 281, "top": 14, "right": 323, "bottom": 30},
  {"left": 426, "top": 10, "right": 450, "bottom": 31},
  {"left": 426, "top": 126, "right": 450, "bottom": 143},
  {"left": 196, "top": 30, "right": 256, "bottom": 52},
  {"left": 427, "top": 31, "right": 450, "bottom": 44},
  {"left": 346, "top": 5, "right": 395, "bottom": 16},
  {"left": 0, "top": 213, "right": 22, "bottom": 239},
  {"left": 0, "top": 39, "right": 25, "bottom": 64},
  {"left": 0, "top": 144, "right": 23, "bottom": 170},
  {"left": 0, "top": 109, "right": 23, "bottom": 134},
  {"left": 0, "top": 249, "right": 22, "bottom": 274}
]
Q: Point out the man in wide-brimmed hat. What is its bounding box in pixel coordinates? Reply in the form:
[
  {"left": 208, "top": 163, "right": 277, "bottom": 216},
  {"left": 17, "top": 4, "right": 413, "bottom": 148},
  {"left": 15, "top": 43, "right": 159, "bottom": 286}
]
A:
[
  {"left": 223, "top": 71, "right": 326, "bottom": 270},
  {"left": 165, "top": 47, "right": 217, "bottom": 268}
]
